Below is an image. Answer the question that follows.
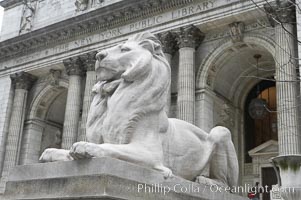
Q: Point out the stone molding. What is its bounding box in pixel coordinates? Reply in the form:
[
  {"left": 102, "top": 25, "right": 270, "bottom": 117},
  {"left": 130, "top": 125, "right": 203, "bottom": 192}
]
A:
[
  {"left": 203, "top": 18, "right": 271, "bottom": 42},
  {"left": 264, "top": 1, "right": 295, "bottom": 27},
  {"left": 175, "top": 25, "right": 204, "bottom": 49},
  {"left": 79, "top": 51, "right": 97, "bottom": 71},
  {"left": 157, "top": 31, "right": 178, "bottom": 55},
  {"left": 0, "top": 0, "right": 194, "bottom": 62},
  {"left": 0, "top": 0, "right": 23, "bottom": 8},
  {"left": 63, "top": 57, "right": 84, "bottom": 76},
  {"left": 10, "top": 72, "right": 37, "bottom": 90}
]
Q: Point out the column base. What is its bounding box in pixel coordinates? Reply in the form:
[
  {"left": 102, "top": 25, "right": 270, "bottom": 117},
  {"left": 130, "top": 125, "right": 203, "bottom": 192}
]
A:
[{"left": 272, "top": 155, "right": 301, "bottom": 200}]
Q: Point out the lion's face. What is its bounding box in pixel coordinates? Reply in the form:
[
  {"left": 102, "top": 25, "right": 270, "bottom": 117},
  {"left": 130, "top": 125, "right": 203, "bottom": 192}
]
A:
[{"left": 95, "top": 41, "right": 152, "bottom": 82}]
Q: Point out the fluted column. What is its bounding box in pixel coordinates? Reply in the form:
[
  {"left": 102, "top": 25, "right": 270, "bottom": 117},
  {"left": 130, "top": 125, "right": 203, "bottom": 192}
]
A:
[
  {"left": 265, "top": 2, "right": 300, "bottom": 155},
  {"left": 158, "top": 32, "right": 177, "bottom": 116},
  {"left": 78, "top": 52, "right": 97, "bottom": 141},
  {"left": 0, "top": 72, "right": 36, "bottom": 192},
  {"left": 175, "top": 25, "right": 204, "bottom": 124},
  {"left": 264, "top": 4, "right": 301, "bottom": 199},
  {"left": 0, "top": 85, "right": 13, "bottom": 176},
  {"left": 62, "top": 58, "right": 84, "bottom": 149},
  {"left": 19, "top": 120, "right": 45, "bottom": 165}
]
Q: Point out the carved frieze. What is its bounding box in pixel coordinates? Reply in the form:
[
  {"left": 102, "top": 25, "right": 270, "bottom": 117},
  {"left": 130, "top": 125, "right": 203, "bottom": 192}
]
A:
[
  {"left": 228, "top": 22, "right": 245, "bottom": 43},
  {"left": 47, "top": 69, "right": 61, "bottom": 87},
  {"left": 75, "top": 0, "right": 105, "bottom": 11},
  {"left": 19, "top": 0, "right": 37, "bottom": 34},
  {"left": 10, "top": 71, "right": 37, "bottom": 90},
  {"left": 0, "top": 0, "right": 195, "bottom": 62},
  {"left": 203, "top": 18, "right": 271, "bottom": 42}
]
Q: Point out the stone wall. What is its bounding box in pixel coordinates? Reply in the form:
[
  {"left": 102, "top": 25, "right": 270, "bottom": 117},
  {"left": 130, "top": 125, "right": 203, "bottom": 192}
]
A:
[{"left": 0, "top": 0, "right": 123, "bottom": 41}]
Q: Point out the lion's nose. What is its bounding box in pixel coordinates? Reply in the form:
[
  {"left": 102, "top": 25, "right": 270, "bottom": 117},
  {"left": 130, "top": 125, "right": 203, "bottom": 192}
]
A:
[{"left": 96, "top": 51, "right": 108, "bottom": 62}]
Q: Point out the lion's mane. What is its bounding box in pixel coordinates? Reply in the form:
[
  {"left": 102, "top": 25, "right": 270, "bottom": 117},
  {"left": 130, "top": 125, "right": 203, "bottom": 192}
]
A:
[{"left": 87, "top": 32, "right": 171, "bottom": 144}]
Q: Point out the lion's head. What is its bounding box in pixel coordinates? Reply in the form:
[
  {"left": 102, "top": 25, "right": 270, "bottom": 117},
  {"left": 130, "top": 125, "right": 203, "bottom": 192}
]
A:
[
  {"left": 95, "top": 32, "right": 169, "bottom": 82},
  {"left": 87, "top": 32, "right": 171, "bottom": 144}
]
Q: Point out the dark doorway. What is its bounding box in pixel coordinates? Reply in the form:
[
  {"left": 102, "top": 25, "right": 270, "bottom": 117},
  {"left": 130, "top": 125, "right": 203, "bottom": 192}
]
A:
[
  {"left": 245, "top": 80, "right": 277, "bottom": 163},
  {"left": 262, "top": 167, "right": 278, "bottom": 200}
]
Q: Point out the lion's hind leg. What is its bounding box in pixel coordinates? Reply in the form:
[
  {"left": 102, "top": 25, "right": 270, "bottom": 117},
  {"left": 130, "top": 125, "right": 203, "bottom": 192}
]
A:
[
  {"left": 205, "top": 126, "right": 239, "bottom": 188},
  {"left": 154, "top": 164, "right": 173, "bottom": 179}
]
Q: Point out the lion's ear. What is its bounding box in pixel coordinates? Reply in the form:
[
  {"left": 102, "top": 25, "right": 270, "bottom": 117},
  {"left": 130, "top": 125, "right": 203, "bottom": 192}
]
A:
[{"left": 139, "top": 39, "right": 162, "bottom": 56}]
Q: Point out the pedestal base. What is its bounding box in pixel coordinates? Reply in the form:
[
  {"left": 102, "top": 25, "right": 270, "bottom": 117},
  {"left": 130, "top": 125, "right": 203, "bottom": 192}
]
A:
[
  {"left": 3, "top": 157, "right": 246, "bottom": 200},
  {"left": 272, "top": 155, "right": 301, "bottom": 200}
]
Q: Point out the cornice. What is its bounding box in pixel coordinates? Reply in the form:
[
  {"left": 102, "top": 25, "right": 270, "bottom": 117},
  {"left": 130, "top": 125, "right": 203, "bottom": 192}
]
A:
[
  {"left": 0, "top": 0, "right": 22, "bottom": 8},
  {"left": 0, "top": 0, "right": 194, "bottom": 63}
]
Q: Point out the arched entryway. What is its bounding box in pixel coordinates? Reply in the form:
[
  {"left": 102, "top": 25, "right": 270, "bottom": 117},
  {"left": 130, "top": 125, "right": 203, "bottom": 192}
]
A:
[
  {"left": 195, "top": 34, "right": 277, "bottom": 194},
  {"left": 19, "top": 78, "right": 68, "bottom": 165}
]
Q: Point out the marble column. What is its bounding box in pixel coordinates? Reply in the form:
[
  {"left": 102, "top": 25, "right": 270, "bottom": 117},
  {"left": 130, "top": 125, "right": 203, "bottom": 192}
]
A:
[
  {"left": 158, "top": 32, "right": 177, "bottom": 117},
  {"left": 78, "top": 52, "right": 97, "bottom": 141},
  {"left": 19, "top": 120, "right": 45, "bottom": 165},
  {"left": 175, "top": 25, "right": 204, "bottom": 124},
  {"left": 195, "top": 89, "right": 214, "bottom": 132},
  {"left": 62, "top": 57, "right": 84, "bottom": 149},
  {"left": 0, "top": 85, "right": 13, "bottom": 176},
  {"left": 265, "top": 2, "right": 301, "bottom": 156},
  {"left": 0, "top": 72, "right": 36, "bottom": 192}
]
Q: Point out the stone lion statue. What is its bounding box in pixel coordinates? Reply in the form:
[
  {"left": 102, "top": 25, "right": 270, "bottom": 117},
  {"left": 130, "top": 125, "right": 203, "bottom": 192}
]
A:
[{"left": 40, "top": 32, "right": 239, "bottom": 188}]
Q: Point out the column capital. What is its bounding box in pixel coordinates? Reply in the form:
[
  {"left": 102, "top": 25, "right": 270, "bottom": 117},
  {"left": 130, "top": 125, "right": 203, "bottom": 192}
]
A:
[
  {"left": 175, "top": 25, "right": 204, "bottom": 49},
  {"left": 63, "top": 57, "right": 84, "bottom": 76},
  {"left": 157, "top": 31, "right": 178, "bottom": 55},
  {"left": 80, "top": 51, "right": 97, "bottom": 71},
  {"left": 264, "top": 1, "right": 295, "bottom": 27},
  {"left": 10, "top": 72, "right": 37, "bottom": 90}
]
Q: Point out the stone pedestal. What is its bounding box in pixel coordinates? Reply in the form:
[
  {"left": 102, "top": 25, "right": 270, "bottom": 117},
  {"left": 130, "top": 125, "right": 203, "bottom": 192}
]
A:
[
  {"left": 271, "top": 155, "right": 301, "bottom": 200},
  {"left": 4, "top": 158, "right": 247, "bottom": 200}
]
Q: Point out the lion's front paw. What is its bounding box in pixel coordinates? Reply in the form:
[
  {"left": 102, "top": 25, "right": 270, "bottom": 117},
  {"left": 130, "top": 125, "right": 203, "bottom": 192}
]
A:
[
  {"left": 39, "top": 148, "right": 73, "bottom": 162},
  {"left": 70, "top": 141, "right": 94, "bottom": 160}
]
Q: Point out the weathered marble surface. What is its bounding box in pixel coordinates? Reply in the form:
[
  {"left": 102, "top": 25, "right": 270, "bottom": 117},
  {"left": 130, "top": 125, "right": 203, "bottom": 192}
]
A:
[
  {"left": 40, "top": 32, "right": 239, "bottom": 189},
  {"left": 4, "top": 157, "right": 247, "bottom": 200}
]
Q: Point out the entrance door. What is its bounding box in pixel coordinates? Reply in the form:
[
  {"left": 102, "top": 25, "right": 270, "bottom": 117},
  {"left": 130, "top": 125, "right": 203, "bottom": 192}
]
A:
[{"left": 262, "top": 167, "right": 277, "bottom": 200}]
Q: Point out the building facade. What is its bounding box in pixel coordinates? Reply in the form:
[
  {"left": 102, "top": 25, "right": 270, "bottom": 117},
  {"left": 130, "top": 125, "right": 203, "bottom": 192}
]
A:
[{"left": 0, "top": 0, "right": 300, "bottom": 199}]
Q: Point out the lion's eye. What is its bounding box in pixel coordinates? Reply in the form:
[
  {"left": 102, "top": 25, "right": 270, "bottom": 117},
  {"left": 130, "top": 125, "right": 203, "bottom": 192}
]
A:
[{"left": 121, "top": 47, "right": 131, "bottom": 52}]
